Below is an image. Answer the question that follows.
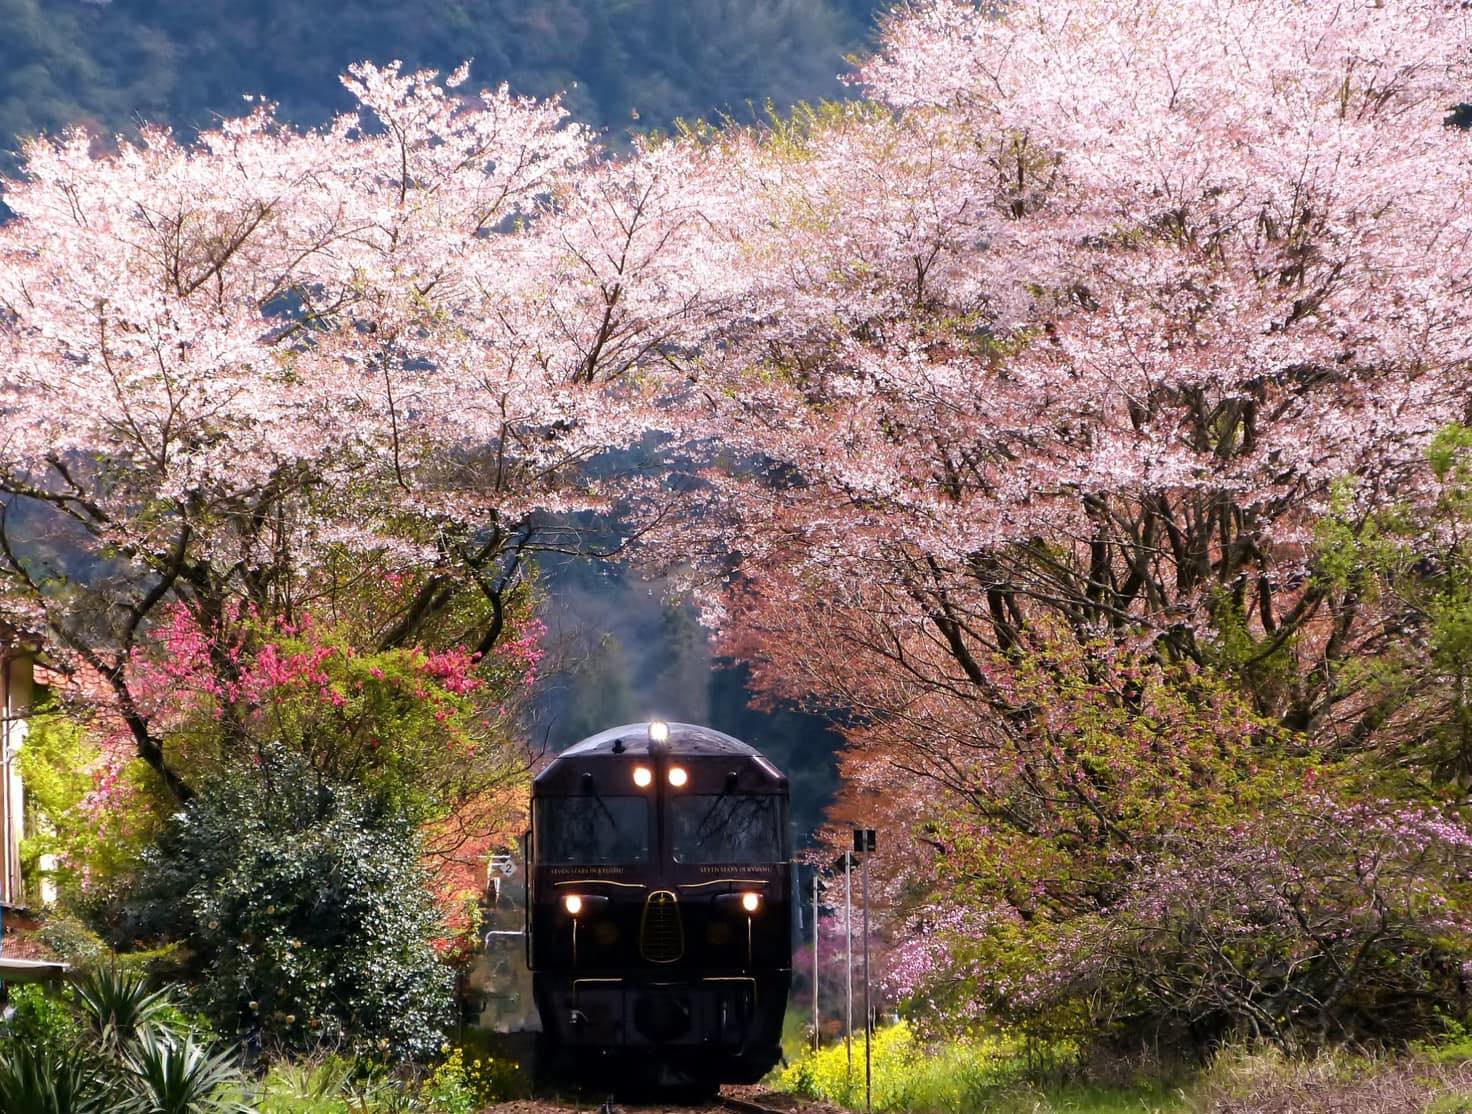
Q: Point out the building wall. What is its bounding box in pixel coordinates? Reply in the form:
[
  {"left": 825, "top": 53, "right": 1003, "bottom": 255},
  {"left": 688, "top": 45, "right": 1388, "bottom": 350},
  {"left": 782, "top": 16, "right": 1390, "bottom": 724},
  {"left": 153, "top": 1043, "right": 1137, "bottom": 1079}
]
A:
[{"left": 1, "top": 649, "right": 33, "bottom": 909}]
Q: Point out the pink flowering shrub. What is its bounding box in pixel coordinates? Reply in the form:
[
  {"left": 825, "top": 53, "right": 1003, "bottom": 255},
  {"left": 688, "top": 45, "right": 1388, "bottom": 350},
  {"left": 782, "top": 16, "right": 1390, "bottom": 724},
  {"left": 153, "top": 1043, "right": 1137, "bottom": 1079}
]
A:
[
  {"left": 126, "top": 604, "right": 514, "bottom": 796},
  {"left": 1057, "top": 798, "right": 1472, "bottom": 1046},
  {"left": 81, "top": 598, "right": 544, "bottom": 947},
  {"left": 946, "top": 801, "right": 1464, "bottom": 1039},
  {"left": 877, "top": 648, "right": 1472, "bottom": 1049}
]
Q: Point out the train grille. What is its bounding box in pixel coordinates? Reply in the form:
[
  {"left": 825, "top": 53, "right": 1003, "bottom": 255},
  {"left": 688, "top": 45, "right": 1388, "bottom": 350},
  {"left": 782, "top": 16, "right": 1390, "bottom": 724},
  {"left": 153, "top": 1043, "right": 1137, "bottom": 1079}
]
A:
[{"left": 640, "top": 890, "right": 684, "bottom": 963}]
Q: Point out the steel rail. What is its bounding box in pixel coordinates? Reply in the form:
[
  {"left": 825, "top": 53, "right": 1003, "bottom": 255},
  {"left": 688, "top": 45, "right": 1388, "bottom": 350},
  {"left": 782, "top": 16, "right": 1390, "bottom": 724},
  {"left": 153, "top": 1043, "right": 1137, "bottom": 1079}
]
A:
[{"left": 714, "top": 1094, "right": 793, "bottom": 1114}]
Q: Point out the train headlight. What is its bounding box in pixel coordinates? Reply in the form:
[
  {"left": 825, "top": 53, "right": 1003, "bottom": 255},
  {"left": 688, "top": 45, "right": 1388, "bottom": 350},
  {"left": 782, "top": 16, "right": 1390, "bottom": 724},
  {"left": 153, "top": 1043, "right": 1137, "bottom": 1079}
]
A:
[
  {"left": 649, "top": 720, "right": 670, "bottom": 743},
  {"left": 668, "top": 765, "right": 688, "bottom": 787},
  {"left": 564, "top": 894, "right": 584, "bottom": 916},
  {"left": 633, "top": 765, "right": 653, "bottom": 788},
  {"left": 741, "top": 892, "right": 761, "bottom": 914}
]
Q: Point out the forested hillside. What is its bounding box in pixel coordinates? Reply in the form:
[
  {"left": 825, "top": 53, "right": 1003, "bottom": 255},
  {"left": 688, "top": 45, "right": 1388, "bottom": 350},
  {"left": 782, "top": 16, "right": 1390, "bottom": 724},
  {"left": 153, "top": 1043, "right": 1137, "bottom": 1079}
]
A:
[{"left": 1, "top": 0, "right": 884, "bottom": 152}]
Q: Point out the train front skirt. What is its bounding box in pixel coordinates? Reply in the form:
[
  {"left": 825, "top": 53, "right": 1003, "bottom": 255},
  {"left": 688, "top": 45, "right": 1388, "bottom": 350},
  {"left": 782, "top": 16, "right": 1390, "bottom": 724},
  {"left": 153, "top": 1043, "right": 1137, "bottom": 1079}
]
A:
[{"left": 534, "top": 971, "right": 790, "bottom": 1083}]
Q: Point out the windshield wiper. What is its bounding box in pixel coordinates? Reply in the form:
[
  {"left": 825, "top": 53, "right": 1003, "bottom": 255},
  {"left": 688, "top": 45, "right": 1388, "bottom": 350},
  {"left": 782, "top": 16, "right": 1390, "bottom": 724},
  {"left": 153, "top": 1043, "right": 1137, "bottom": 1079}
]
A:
[
  {"left": 695, "top": 773, "right": 740, "bottom": 839},
  {"left": 581, "top": 773, "right": 619, "bottom": 829}
]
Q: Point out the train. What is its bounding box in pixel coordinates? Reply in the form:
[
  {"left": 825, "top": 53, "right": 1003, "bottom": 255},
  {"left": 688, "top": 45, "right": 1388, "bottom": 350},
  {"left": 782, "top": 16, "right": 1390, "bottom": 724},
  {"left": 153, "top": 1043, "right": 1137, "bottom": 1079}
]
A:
[{"left": 526, "top": 720, "right": 793, "bottom": 1090}]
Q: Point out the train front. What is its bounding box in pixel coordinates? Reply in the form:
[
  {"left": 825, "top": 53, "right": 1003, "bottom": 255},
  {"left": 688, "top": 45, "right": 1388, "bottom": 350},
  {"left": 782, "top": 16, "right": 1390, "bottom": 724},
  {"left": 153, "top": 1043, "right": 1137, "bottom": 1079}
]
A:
[{"left": 528, "top": 721, "right": 792, "bottom": 1086}]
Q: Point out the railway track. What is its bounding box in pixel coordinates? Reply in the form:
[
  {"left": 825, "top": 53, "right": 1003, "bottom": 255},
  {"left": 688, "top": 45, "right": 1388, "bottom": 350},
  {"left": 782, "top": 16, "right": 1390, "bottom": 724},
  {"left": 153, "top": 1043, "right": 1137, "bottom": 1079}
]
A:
[{"left": 713, "top": 1094, "right": 789, "bottom": 1114}]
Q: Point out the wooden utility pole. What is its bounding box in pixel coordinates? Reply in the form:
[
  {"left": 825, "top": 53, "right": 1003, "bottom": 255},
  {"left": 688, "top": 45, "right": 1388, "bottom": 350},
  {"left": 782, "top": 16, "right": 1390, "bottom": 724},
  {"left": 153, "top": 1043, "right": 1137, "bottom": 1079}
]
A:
[
  {"left": 845, "top": 851, "right": 853, "bottom": 1081},
  {"left": 812, "top": 868, "right": 820, "bottom": 1053},
  {"left": 854, "top": 828, "right": 876, "bottom": 1114}
]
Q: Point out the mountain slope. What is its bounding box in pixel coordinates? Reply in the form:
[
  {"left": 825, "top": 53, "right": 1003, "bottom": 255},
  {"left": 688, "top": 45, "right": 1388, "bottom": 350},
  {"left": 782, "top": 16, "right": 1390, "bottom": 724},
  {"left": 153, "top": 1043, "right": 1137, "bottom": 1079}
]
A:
[{"left": 1, "top": 0, "right": 885, "bottom": 153}]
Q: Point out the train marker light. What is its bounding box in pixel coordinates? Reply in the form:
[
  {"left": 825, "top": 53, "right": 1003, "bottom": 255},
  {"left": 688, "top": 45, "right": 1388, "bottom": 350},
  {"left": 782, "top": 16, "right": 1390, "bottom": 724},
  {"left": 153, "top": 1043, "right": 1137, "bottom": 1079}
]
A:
[
  {"left": 668, "top": 765, "right": 688, "bottom": 787},
  {"left": 741, "top": 892, "right": 761, "bottom": 914},
  {"left": 564, "top": 894, "right": 584, "bottom": 916},
  {"left": 649, "top": 720, "right": 670, "bottom": 743},
  {"left": 633, "top": 765, "right": 654, "bottom": 788}
]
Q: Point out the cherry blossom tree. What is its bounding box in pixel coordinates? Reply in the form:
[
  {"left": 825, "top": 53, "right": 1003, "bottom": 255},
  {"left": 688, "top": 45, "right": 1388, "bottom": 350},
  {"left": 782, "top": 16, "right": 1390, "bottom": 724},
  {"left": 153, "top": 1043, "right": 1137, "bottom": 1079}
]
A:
[
  {"left": 0, "top": 62, "right": 731, "bottom": 797},
  {"left": 701, "top": 0, "right": 1472, "bottom": 721},
  {"left": 672, "top": 0, "right": 1472, "bottom": 1042}
]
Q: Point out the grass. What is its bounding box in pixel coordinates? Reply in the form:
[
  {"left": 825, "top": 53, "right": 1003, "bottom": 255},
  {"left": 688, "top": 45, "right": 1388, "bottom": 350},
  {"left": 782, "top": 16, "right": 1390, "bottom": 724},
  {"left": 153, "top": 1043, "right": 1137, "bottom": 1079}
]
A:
[{"left": 772, "top": 1023, "right": 1472, "bottom": 1114}]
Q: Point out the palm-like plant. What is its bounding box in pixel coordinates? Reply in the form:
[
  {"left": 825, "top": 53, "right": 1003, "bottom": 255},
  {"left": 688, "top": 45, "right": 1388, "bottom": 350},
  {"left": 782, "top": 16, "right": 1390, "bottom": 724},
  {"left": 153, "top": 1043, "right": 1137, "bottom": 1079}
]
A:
[
  {"left": 0, "top": 1041, "right": 109, "bottom": 1114},
  {"left": 71, "top": 968, "right": 176, "bottom": 1054},
  {"left": 258, "top": 1057, "right": 425, "bottom": 1113},
  {"left": 259, "top": 1059, "right": 352, "bottom": 1113},
  {"left": 120, "top": 1029, "right": 253, "bottom": 1114},
  {"left": 367, "top": 1089, "right": 424, "bottom": 1114}
]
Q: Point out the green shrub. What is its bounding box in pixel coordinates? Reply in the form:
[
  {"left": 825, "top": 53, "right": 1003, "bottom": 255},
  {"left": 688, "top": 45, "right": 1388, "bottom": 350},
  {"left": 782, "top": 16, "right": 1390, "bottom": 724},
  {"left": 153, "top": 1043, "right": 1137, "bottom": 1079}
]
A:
[
  {"left": 36, "top": 915, "right": 190, "bottom": 982},
  {"left": 4, "top": 985, "right": 82, "bottom": 1058},
  {"left": 1417, "top": 1018, "right": 1472, "bottom": 1066},
  {"left": 36, "top": 916, "right": 109, "bottom": 968},
  {"left": 122, "top": 749, "right": 454, "bottom": 1060}
]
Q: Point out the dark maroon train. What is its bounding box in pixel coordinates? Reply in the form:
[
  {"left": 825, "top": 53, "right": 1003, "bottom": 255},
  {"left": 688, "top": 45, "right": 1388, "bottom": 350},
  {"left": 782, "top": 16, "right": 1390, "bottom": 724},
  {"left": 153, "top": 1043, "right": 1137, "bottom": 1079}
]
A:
[{"left": 527, "top": 721, "right": 792, "bottom": 1089}]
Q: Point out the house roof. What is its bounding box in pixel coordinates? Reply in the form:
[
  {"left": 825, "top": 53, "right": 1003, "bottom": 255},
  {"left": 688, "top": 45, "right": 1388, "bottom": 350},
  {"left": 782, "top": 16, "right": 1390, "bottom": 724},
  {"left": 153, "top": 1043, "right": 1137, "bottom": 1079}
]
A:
[{"left": 0, "top": 956, "right": 70, "bottom": 983}]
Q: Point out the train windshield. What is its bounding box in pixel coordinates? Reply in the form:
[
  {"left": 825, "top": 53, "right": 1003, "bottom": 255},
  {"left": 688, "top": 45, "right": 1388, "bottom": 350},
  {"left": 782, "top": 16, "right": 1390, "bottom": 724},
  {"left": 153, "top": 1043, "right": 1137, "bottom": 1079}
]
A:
[
  {"left": 535, "top": 796, "right": 650, "bottom": 865},
  {"left": 670, "top": 794, "right": 783, "bottom": 864}
]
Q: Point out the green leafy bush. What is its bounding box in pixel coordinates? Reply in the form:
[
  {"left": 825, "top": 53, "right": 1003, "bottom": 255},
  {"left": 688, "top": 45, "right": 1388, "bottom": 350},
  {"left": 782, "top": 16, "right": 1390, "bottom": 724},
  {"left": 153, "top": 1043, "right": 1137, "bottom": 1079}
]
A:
[
  {"left": 35, "top": 916, "right": 110, "bottom": 967},
  {"left": 122, "top": 749, "right": 454, "bottom": 1059},
  {"left": 4, "top": 985, "right": 82, "bottom": 1059}
]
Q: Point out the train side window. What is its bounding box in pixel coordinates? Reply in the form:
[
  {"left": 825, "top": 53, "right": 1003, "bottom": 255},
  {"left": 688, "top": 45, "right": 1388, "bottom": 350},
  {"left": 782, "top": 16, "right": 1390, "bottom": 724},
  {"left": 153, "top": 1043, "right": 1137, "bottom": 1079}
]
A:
[
  {"left": 670, "top": 795, "right": 782, "bottom": 864},
  {"left": 534, "top": 796, "right": 650, "bottom": 865}
]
